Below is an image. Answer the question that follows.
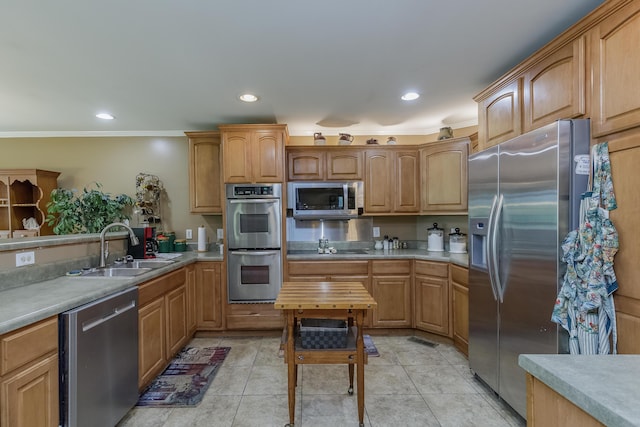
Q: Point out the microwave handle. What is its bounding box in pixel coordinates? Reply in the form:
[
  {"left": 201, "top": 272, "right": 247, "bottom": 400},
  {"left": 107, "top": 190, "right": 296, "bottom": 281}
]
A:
[
  {"left": 228, "top": 199, "right": 277, "bottom": 204},
  {"left": 230, "top": 250, "right": 279, "bottom": 256}
]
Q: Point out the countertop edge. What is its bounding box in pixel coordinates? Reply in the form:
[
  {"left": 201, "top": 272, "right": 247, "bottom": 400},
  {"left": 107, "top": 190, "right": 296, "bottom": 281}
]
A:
[
  {"left": 519, "top": 354, "right": 640, "bottom": 427},
  {"left": 0, "top": 251, "right": 223, "bottom": 335}
]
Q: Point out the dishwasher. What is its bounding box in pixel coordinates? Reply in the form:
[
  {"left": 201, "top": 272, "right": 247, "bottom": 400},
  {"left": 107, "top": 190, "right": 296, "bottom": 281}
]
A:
[{"left": 60, "top": 286, "right": 139, "bottom": 427}]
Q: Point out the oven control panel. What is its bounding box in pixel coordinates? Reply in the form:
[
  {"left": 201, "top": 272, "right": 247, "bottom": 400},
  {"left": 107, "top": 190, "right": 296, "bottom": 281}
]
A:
[
  {"left": 235, "top": 186, "right": 273, "bottom": 196},
  {"left": 226, "top": 183, "right": 282, "bottom": 199}
]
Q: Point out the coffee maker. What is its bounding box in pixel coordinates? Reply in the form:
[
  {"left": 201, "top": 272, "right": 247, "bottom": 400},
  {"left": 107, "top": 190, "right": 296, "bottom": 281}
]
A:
[{"left": 128, "top": 227, "right": 158, "bottom": 259}]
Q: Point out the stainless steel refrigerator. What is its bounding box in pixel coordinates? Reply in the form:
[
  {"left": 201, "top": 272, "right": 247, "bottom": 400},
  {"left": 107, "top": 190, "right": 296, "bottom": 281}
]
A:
[{"left": 468, "top": 119, "right": 590, "bottom": 417}]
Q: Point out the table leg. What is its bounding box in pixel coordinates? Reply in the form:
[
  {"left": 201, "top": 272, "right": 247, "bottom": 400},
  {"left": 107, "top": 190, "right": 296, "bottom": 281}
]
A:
[
  {"left": 356, "top": 310, "right": 365, "bottom": 426},
  {"left": 286, "top": 310, "right": 296, "bottom": 426}
]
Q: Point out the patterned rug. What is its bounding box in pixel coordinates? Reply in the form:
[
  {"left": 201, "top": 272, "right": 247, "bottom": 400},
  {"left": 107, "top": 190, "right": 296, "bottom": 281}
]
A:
[{"left": 137, "top": 346, "right": 230, "bottom": 407}]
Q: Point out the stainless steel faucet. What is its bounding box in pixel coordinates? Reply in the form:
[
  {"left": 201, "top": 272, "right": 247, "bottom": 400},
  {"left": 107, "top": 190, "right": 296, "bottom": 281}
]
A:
[{"left": 99, "top": 222, "right": 140, "bottom": 267}]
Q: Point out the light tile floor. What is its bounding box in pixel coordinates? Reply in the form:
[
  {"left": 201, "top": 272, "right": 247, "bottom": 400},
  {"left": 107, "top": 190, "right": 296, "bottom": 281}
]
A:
[{"left": 118, "top": 335, "right": 526, "bottom": 427}]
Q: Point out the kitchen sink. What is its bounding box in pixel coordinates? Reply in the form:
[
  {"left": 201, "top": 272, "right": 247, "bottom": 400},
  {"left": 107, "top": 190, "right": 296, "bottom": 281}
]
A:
[
  {"left": 111, "top": 259, "right": 175, "bottom": 269},
  {"left": 80, "top": 268, "right": 152, "bottom": 277}
]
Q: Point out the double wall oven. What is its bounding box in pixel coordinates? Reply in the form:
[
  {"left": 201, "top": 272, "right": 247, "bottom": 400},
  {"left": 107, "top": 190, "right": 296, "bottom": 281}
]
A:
[{"left": 226, "top": 183, "right": 282, "bottom": 303}]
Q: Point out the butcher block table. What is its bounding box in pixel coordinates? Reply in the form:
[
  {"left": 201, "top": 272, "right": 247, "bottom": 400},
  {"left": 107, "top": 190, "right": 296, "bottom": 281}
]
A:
[{"left": 274, "top": 281, "right": 377, "bottom": 427}]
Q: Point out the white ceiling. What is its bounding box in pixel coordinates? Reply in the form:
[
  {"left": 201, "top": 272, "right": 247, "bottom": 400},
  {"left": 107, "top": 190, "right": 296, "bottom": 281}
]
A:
[{"left": 0, "top": 1, "right": 604, "bottom": 137}]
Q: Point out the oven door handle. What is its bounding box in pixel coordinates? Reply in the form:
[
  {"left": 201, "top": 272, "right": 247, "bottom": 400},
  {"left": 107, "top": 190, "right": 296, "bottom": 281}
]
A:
[
  {"left": 230, "top": 250, "right": 280, "bottom": 256},
  {"left": 228, "top": 199, "right": 278, "bottom": 204}
]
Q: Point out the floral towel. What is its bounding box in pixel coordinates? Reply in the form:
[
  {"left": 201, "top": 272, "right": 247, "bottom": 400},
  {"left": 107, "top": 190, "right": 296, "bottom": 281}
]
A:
[{"left": 552, "top": 142, "right": 619, "bottom": 355}]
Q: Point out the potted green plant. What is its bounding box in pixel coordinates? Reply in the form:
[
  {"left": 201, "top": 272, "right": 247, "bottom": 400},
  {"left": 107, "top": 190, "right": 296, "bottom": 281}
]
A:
[{"left": 46, "top": 183, "right": 135, "bottom": 234}]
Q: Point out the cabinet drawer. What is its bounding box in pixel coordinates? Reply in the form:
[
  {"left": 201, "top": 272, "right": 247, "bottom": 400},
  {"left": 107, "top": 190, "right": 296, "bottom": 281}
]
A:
[
  {"left": 371, "top": 260, "right": 411, "bottom": 275},
  {"left": 415, "top": 260, "right": 448, "bottom": 278},
  {"left": 139, "top": 268, "right": 186, "bottom": 306},
  {"left": 450, "top": 264, "right": 468, "bottom": 286},
  {"left": 12, "top": 229, "right": 39, "bottom": 238},
  {"left": 1, "top": 317, "right": 57, "bottom": 375},
  {"left": 287, "top": 261, "right": 369, "bottom": 277}
]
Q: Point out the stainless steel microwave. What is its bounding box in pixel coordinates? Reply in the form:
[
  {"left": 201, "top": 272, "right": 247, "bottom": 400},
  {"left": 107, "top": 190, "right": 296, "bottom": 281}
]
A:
[{"left": 287, "top": 181, "right": 364, "bottom": 219}]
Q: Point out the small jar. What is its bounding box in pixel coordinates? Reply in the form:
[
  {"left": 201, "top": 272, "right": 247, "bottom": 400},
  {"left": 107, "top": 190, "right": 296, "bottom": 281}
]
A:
[
  {"left": 174, "top": 239, "right": 187, "bottom": 252},
  {"left": 393, "top": 237, "right": 399, "bottom": 249}
]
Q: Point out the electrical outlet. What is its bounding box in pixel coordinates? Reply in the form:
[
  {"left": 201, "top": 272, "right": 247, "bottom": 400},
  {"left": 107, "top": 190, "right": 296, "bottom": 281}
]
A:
[
  {"left": 186, "top": 229, "right": 193, "bottom": 240},
  {"left": 373, "top": 227, "right": 380, "bottom": 238},
  {"left": 217, "top": 228, "right": 224, "bottom": 240},
  {"left": 16, "top": 251, "right": 35, "bottom": 267}
]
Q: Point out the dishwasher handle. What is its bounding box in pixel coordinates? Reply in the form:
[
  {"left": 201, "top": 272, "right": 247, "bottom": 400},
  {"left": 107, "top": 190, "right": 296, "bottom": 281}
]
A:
[{"left": 82, "top": 300, "right": 136, "bottom": 332}]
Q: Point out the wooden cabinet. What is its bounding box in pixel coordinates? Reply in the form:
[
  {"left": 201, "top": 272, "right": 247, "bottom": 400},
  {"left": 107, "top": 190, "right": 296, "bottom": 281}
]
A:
[
  {"left": 137, "top": 267, "right": 190, "bottom": 389},
  {"left": 526, "top": 374, "right": 605, "bottom": 426},
  {"left": 287, "top": 147, "right": 363, "bottom": 181},
  {"left": 195, "top": 261, "right": 223, "bottom": 330},
  {"left": 0, "top": 169, "right": 59, "bottom": 238},
  {"left": 185, "top": 132, "right": 222, "bottom": 214},
  {"left": 364, "top": 148, "right": 419, "bottom": 214},
  {"left": 477, "top": 78, "right": 522, "bottom": 151},
  {"left": 450, "top": 264, "right": 469, "bottom": 355},
  {"left": 420, "top": 138, "right": 468, "bottom": 213},
  {"left": 523, "top": 36, "right": 587, "bottom": 132},
  {"left": 371, "top": 260, "right": 412, "bottom": 327},
  {"left": 220, "top": 124, "right": 287, "bottom": 183},
  {"left": 590, "top": 1, "right": 640, "bottom": 137},
  {"left": 186, "top": 264, "right": 197, "bottom": 335},
  {"left": 286, "top": 260, "right": 371, "bottom": 327},
  {"left": 414, "top": 260, "right": 449, "bottom": 336},
  {"left": 0, "top": 316, "right": 58, "bottom": 427}
]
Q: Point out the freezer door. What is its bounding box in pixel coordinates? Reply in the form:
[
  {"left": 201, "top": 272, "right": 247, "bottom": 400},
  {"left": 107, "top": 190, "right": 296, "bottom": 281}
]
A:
[
  {"left": 497, "top": 121, "right": 564, "bottom": 417},
  {"left": 468, "top": 146, "right": 499, "bottom": 392}
]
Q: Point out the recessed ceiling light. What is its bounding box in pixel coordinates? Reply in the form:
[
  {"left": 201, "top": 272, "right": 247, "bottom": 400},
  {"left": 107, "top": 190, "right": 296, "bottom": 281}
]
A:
[
  {"left": 96, "top": 113, "right": 115, "bottom": 120},
  {"left": 401, "top": 92, "right": 420, "bottom": 101},
  {"left": 239, "top": 93, "right": 259, "bottom": 102}
]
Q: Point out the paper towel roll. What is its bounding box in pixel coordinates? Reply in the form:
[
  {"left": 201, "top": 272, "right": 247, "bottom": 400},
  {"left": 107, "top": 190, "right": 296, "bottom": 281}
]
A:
[{"left": 197, "top": 226, "right": 207, "bottom": 252}]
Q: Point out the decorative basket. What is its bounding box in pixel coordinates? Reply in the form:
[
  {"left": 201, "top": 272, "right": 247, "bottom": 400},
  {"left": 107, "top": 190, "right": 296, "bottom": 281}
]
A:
[{"left": 299, "top": 318, "right": 348, "bottom": 349}]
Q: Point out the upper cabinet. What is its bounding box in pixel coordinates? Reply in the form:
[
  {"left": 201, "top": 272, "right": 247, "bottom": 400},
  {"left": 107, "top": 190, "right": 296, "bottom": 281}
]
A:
[
  {"left": 0, "top": 169, "right": 59, "bottom": 238},
  {"left": 477, "top": 79, "right": 522, "bottom": 151},
  {"left": 420, "top": 138, "right": 468, "bottom": 213},
  {"left": 591, "top": 1, "right": 640, "bottom": 137},
  {"left": 286, "top": 147, "right": 362, "bottom": 181},
  {"left": 364, "top": 148, "right": 419, "bottom": 214},
  {"left": 220, "top": 124, "right": 287, "bottom": 183},
  {"left": 523, "top": 36, "right": 587, "bottom": 132},
  {"left": 185, "top": 132, "right": 222, "bottom": 214}
]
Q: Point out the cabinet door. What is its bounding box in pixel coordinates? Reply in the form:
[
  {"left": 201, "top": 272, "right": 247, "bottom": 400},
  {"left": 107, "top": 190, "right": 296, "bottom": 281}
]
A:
[
  {"left": 478, "top": 78, "right": 522, "bottom": 150},
  {"left": 394, "top": 150, "right": 419, "bottom": 212},
  {"left": 523, "top": 36, "right": 586, "bottom": 132},
  {"left": 452, "top": 281, "right": 469, "bottom": 355},
  {"left": 421, "top": 139, "right": 468, "bottom": 213},
  {"left": 186, "top": 265, "right": 197, "bottom": 335},
  {"left": 371, "top": 276, "right": 411, "bottom": 327},
  {"left": 222, "top": 131, "right": 253, "bottom": 183},
  {"left": 166, "top": 284, "right": 188, "bottom": 357},
  {"left": 591, "top": 1, "right": 640, "bottom": 137},
  {"left": 1, "top": 353, "right": 58, "bottom": 427},
  {"left": 138, "top": 298, "right": 166, "bottom": 389},
  {"left": 364, "top": 150, "right": 393, "bottom": 213},
  {"left": 253, "top": 131, "right": 284, "bottom": 182},
  {"left": 187, "top": 133, "right": 222, "bottom": 213},
  {"left": 414, "top": 275, "right": 449, "bottom": 335},
  {"left": 326, "top": 150, "right": 363, "bottom": 180},
  {"left": 196, "top": 262, "right": 223, "bottom": 330},
  {"left": 287, "top": 150, "right": 325, "bottom": 181}
]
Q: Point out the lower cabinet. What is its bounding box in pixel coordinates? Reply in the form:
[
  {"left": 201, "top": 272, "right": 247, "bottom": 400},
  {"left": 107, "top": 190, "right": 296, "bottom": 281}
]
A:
[
  {"left": 195, "top": 262, "right": 223, "bottom": 330},
  {"left": 371, "top": 260, "right": 412, "bottom": 328},
  {"left": 137, "top": 267, "right": 189, "bottom": 390},
  {"left": 451, "top": 264, "right": 469, "bottom": 356},
  {"left": 414, "top": 260, "right": 450, "bottom": 335},
  {"left": 0, "top": 316, "right": 59, "bottom": 427},
  {"left": 286, "top": 260, "right": 371, "bottom": 327}
]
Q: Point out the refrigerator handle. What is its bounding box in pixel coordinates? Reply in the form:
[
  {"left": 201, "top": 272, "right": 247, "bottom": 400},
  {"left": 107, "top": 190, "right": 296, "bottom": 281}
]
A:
[
  {"left": 491, "top": 194, "right": 505, "bottom": 303},
  {"left": 486, "top": 195, "right": 499, "bottom": 301}
]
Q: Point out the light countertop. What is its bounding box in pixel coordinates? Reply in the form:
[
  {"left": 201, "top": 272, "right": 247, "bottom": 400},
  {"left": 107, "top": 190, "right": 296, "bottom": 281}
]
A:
[
  {"left": 519, "top": 354, "right": 640, "bottom": 427},
  {"left": 0, "top": 251, "right": 222, "bottom": 335}
]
